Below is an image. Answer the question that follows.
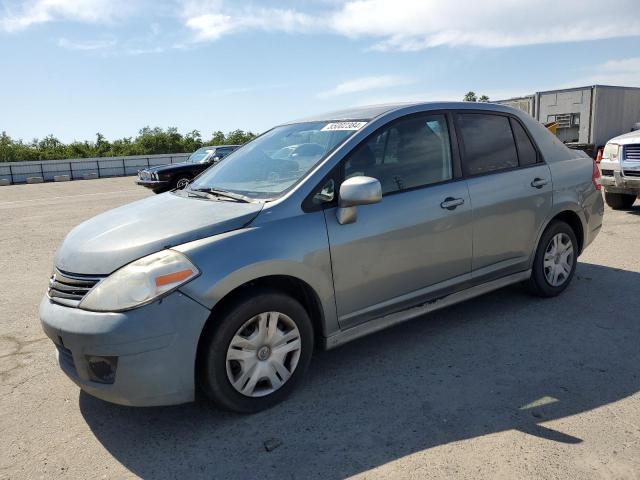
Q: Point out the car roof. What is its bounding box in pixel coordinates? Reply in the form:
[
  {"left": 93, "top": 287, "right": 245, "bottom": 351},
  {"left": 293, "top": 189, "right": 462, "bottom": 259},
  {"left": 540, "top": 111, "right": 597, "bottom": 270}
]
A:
[{"left": 288, "top": 101, "right": 519, "bottom": 124}]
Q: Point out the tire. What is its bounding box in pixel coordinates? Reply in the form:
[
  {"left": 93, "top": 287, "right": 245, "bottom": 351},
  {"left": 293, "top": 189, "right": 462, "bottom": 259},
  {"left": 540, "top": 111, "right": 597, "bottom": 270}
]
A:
[
  {"left": 198, "top": 289, "right": 314, "bottom": 413},
  {"left": 526, "top": 220, "right": 578, "bottom": 297},
  {"left": 604, "top": 191, "right": 636, "bottom": 210},
  {"left": 174, "top": 176, "right": 191, "bottom": 190},
  {"left": 152, "top": 187, "right": 167, "bottom": 194}
]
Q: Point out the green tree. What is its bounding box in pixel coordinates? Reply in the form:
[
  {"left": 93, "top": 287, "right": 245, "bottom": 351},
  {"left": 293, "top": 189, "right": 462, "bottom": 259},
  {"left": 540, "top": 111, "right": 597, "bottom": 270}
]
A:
[
  {"left": 183, "top": 130, "right": 203, "bottom": 153},
  {"left": 208, "top": 131, "right": 226, "bottom": 145},
  {"left": 225, "top": 129, "right": 257, "bottom": 145},
  {"left": 478, "top": 95, "right": 490, "bottom": 103},
  {"left": 463, "top": 91, "right": 478, "bottom": 102},
  {"left": 0, "top": 126, "right": 258, "bottom": 162}
]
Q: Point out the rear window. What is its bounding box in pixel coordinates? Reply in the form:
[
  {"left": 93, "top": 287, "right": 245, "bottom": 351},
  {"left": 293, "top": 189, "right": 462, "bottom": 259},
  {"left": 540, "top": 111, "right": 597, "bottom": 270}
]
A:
[
  {"left": 510, "top": 119, "right": 538, "bottom": 166},
  {"left": 457, "top": 113, "right": 518, "bottom": 176}
]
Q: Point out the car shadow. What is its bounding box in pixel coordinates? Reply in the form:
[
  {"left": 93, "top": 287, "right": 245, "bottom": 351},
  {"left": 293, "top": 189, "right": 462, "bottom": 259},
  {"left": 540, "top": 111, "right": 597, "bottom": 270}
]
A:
[
  {"left": 624, "top": 204, "right": 640, "bottom": 216},
  {"left": 79, "top": 262, "right": 640, "bottom": 479}
]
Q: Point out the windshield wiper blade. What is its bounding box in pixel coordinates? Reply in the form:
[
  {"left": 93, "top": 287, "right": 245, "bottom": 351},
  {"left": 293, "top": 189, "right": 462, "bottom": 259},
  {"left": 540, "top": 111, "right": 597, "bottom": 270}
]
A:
[
  {"left": 184, "top": 189, "right": 214, "bottom": 200},
  {"left": 191, "top": 187, "right": 254, "bottom": 203}
]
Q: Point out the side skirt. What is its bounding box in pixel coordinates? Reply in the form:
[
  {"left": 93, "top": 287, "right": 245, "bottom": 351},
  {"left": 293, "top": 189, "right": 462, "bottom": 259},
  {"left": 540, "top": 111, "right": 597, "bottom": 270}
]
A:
[{"left": 322, "top": 270, "right": 531, "bottom": 350}]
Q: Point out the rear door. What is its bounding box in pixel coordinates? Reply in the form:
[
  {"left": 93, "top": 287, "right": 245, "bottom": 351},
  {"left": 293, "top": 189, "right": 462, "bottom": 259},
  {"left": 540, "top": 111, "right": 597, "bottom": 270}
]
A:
[
  {"left": 454, "top": 112, "right": 552, "bottom": 281},
  {"left": 322, "top": 112, "right": 473, "bottom": 328}
]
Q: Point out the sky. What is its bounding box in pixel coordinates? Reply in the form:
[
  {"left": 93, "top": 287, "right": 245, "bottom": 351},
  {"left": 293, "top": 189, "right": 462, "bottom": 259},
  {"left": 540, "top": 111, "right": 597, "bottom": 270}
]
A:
[{"left": 1, "top": 0, "right": 639, "bottom": 143}]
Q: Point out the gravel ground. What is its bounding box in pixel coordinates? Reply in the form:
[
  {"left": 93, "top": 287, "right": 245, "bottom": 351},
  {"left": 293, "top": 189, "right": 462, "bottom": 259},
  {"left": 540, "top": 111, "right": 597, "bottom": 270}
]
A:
[{"left": 1, "top": 177, "right": 639, "bottom": 480}]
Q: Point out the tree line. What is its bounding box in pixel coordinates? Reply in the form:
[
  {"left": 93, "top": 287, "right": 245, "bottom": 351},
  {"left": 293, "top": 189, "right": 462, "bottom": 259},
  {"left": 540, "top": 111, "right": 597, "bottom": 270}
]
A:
[
  {"left": 463, "top": 91, "right": 490, "bottom": 102},
  {"left": 0, "top": 127, "right": 258, "bottom": 163}
]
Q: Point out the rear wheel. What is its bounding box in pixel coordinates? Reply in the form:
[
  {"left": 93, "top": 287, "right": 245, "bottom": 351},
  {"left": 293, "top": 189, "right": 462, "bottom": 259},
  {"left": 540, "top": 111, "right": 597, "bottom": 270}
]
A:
[
  {"left": 604, "top": 191, "right": 636, "bottom": 210},
  {"left": 527, "top": 220, "right": 578, "bottom": 297},
  {"left": 198, "top": 290, "right": 314, "bottom": 413}
]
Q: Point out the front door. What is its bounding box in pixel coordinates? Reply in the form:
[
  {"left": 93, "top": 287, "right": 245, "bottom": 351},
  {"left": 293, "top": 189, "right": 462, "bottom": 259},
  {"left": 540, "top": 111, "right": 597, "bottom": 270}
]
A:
[{"left": 324, "top": 113, "right": 473, "bottom": 329}]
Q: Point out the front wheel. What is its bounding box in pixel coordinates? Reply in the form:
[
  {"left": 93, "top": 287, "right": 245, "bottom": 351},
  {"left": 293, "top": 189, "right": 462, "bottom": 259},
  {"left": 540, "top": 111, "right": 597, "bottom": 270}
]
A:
[
  {"left": 526, "top": 221, "right": 578, "bottom": 297},
  {"left": 198, "top": 290, "right": 314, "bottom": 413},
  {"left": 604, "top": 191, "right": 636, "bottom": 210}
]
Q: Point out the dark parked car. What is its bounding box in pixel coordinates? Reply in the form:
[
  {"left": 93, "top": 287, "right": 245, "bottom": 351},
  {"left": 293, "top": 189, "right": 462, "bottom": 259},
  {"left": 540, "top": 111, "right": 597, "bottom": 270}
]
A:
[{"left": 136, "top": 145, "right": 239, "bottom": 193}]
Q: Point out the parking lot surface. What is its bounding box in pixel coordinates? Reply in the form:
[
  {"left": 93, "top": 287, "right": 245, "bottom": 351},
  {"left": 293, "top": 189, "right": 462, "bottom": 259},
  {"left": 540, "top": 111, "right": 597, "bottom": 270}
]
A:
[{"left": 1, "top": 177, "right": 639, "bottom": 479}]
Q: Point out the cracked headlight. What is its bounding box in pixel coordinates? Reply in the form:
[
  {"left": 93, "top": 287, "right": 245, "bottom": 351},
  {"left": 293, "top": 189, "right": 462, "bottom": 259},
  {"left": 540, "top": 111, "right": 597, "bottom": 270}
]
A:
[{"left": 79, "top": 250, "right": 199, "bottom": 312}]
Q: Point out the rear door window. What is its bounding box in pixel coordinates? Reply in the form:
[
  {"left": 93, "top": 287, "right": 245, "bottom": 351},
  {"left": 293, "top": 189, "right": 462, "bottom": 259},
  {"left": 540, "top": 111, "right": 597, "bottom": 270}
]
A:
[
  {"left": 510, "top": 119, "right": 538, "bottom": 166},
  {"left": 457, "top": 113, "right": 518, "bottom": 176}
]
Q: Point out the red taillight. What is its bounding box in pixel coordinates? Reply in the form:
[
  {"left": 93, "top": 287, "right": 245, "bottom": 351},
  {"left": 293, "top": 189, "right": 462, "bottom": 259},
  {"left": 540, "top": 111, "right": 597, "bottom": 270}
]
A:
[
  {"left": 592, "top": 160, "right": 601, "bottom": 190},
  {"left": 595, "top": 148, "right": 603, "bottom": 163}
]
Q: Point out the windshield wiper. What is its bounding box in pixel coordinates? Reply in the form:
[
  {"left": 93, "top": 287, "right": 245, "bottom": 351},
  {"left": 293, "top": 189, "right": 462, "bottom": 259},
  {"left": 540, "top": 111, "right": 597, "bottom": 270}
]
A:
[
  {"left": 185, "top": 189, "right": 213, "bottom": 200},
  {"left": 191, "top": 187, "right": 254, "bottom": 203}
]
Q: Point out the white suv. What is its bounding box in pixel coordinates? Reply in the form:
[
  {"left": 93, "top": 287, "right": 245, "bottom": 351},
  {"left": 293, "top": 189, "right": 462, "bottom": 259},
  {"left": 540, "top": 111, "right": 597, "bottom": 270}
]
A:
[{"left": 599, "top": 130, "right": 640, "bottom": 209}]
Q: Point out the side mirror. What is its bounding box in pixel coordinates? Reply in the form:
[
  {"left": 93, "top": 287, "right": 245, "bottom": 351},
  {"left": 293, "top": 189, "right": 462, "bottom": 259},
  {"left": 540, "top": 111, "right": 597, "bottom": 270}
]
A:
[{"left": 336, "top": 176, "right": 382, "bottom": 225}]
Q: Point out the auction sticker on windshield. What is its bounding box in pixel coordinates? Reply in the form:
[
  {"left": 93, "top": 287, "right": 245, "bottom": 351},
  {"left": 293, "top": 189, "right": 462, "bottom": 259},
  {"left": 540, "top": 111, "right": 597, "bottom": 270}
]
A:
[{"left": 321, "top": 121, "right": 367, "bottom": 131}]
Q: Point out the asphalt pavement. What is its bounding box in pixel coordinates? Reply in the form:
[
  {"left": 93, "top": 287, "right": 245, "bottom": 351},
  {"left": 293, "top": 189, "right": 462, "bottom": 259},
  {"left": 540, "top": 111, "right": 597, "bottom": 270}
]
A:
[{"left": 1, "top": 177, "right": 639, "bottom": 479}]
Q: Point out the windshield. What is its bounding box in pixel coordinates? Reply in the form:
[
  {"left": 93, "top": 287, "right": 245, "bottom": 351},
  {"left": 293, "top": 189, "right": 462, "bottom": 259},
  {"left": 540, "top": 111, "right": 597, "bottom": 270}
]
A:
[
  {"left": 189, "top": 121, "right": 365, "bottom": 200},
  {"left": 187, "top": 148, "right": 215, "bottom": 164}
]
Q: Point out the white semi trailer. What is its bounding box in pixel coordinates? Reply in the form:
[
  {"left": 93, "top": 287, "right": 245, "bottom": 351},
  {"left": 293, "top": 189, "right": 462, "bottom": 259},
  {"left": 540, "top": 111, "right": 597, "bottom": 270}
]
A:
[{"left": 498, "top": 85, "right": 640, "bottom": 158}]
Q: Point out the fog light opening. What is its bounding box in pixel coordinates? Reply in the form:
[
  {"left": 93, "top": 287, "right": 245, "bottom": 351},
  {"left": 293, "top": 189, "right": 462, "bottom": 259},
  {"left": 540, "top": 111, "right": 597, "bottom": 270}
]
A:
[{"left": 86, "top": 356, "right": 118, "bottom": 384}]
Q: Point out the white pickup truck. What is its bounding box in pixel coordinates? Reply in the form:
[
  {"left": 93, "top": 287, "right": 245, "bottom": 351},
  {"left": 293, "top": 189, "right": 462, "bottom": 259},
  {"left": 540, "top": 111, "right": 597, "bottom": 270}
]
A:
[{"left": 599, "top": 130, "right": 640, "bottom": 209}]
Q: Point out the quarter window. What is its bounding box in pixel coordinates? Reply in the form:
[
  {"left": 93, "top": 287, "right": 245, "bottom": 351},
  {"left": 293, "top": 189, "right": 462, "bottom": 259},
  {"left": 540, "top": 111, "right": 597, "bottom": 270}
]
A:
[
  {"left": 344, "top": 114, "right": 453, "bottom": 194},
  {"left": 457, "top": 113, "right": 518, "bottom": 176},
  {"left": 510, "top": 119, "right": 538, "bottom": 166}
]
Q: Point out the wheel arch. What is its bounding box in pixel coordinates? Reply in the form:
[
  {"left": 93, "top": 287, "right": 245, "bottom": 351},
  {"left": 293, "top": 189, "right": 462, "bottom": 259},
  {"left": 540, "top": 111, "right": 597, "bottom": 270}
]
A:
[
  {"left": 195, "top": 274, "right": 326, "bottom": 368},
  {"left": 533, "top": 207, "right": 585, "bottom": 264}
]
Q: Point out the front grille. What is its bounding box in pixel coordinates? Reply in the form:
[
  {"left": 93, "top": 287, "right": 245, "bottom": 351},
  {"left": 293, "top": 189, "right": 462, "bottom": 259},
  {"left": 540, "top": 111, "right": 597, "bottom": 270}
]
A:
[
  {"left": 48, "top": 269, "right": 104, "bottom": 307},
  {"left": 623, "top": 170, "right": 640, "bottom": 177},
  {"left": 624, "top": 144, "right": 640, "bottom": 161},
  {"left": 601, "top": 169, "right": 614, "bottom": 176}
]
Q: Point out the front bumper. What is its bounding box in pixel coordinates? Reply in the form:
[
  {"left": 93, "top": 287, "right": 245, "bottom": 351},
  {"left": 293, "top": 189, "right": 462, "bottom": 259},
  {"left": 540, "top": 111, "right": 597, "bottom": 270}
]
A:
[
  {"left": 135, "top": 178, "right": 169, "bottom": 189},
  {"left": 40, "top": 291, "right": 211, "bottom": 406},
  {"left": 599, "top": 171, "right": 640, "bottom": 192}
]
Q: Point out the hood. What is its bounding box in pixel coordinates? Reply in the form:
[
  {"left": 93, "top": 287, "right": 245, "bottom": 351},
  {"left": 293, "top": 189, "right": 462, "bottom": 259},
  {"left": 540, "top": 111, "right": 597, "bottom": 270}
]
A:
[
  {"left": 608, "top": 130, "right": 640, "bottom": 145},
  {"left": 55, "top": 192, "right": 263, "bottom": 275},
  {"left": 144, "top": 162, "right": 192, "bottom": 174}
]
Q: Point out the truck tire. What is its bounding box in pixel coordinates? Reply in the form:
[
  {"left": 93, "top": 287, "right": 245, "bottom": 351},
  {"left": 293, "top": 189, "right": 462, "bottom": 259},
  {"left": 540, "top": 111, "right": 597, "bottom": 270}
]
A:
[{"left": 604, "top": 192, "right": 636, "bottom": 210}]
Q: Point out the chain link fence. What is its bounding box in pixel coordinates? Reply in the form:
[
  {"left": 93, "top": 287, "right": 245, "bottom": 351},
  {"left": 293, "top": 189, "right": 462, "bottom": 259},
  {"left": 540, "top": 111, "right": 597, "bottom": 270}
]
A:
[{"left": 0, "top": 153, "right": 190, "bottom": 185}]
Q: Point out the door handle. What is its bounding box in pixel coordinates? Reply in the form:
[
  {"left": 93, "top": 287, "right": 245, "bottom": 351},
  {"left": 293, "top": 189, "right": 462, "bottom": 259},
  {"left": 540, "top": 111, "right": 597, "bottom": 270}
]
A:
[
  {"left": 531, "top": 178, "right": 548, "bottom": 189},
  {"left": 440, "top": 197, "right": 464, "bottom": 210}
]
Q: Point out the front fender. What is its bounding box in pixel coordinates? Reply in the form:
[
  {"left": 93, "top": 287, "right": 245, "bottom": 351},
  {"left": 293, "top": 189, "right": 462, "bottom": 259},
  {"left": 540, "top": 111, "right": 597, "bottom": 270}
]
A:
[{"left": 173, "top": 211, "right": 338, "bottom": 337}]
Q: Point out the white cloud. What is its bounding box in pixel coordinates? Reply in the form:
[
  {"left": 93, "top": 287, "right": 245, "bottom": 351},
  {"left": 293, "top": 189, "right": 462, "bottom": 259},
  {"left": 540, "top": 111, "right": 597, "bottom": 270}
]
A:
[
  {"left": 318, "top": 75, "right": 415, "bottom": 98},
  {"left": 330, "top": 0, "right": 640, "bottom": 51},
  {"left": 57, "top": 36, "right": 116, "bottom": 50},
  {"left": 3, "top": 0, "right": 639, "bottom": 56},
  {"left": 179, "top": 0, "right": 639, "bottom": 50},
  {"left": 180, "top": 0, "right": 317, "bottom": 42},
  {"left": 565, "top": 57, "right": 640, "bottom": 88},
  {"left": 0, "top": 0, "right": 133, "bottom": 32}
]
